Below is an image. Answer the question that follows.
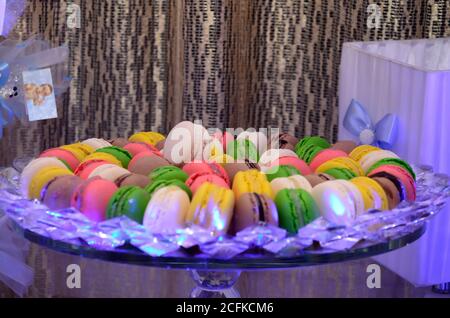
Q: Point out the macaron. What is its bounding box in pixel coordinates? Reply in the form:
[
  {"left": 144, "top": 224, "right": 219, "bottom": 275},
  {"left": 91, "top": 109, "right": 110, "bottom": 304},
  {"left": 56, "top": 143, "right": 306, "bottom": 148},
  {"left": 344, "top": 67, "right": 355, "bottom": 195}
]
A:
[
  {"left": 309, "top": 149, "right": 348, "bottom": 172},
  {"left": 259, "top": 149, "right": 298, "bottom": 168},
  {"left": 163, "top": 121, "right": 210, "bottom": 164},
  {"left": 359, "top": 150, "right": 400, "bottom": 173},
  {"left": 264, "top": 165, "right": 301, "bottom": 182},
  {"left": 128, "top": 151, "right": 171, "bottom": 176},
  {"left": 114, "top": 173, "right": 151, "bottom": 189},
  {"left": 106, "top": 186, "right": 151, "bottom": 223},
  {"left": 149, "top": 166, "right": 188, "bottom": 183},
  {"left": 348, "top": 145, "right": 380, "bottom": 162},
  {"left": 311, "top": 180, "right": 365, "bottom": 225},
  {"left": 368, "top": 165, "right": 416, "bottom": 201},
  {"left": 303, "top": 173, "right": 335, "bottom": 187},
  {"left": 331, "top": 140, "right": 358, "bottom": 154},
  {"left": 20, "top": 157, "right": 69, "bottom": 198},
  {"left": 232, "top": 169, "right": 273, "bottom": 200},
  {"left": 223, "top": 160, "right": 260, "bottom": 182},
  {"left": 185, "top": 172, "right": 229, "bottom": 194},
  {"left": 60, "top": 143, "right": 94, "bottom": 161},
  {"left": 232, "top": 193, "right": 278, "bottom": 233},
  {"left": 95, "top": 146, "right": 132, "bottom": 168},
  {"left": 269, "top": 156, "right": 312, "bottom": 175},
  {"left": 28, "top": 166, "right": 74, "bottom": 200},
  {"left": 129, "top": 131, "right": 165, "bottom": 146},
  {"left": 88, "top": 164, "right": 130, "bottom": 182},
  {"left": 81, "top": 138, "right": 112, "bottom": 150},
  {"left": 372, "top": 177, "right": 402, "bottom": 209},
  {"left": 143, "top": 185, "right": 190, "bottom": 233},
  {"left": 82, "top": 152, "right": 123, "bottom": 167},
  {"left": 295, "top": 136, "right": 331, "bottom": 164},
  {"left": 71, "top": 177, "right": 118, "bottom": 222},
  {"left": 350, "top": 176, "right": 389, "bottom": 210},
  {"left": 145, "top": 179, "right": 192, "bottom": 199},
  {"left": 323, "top": 167, "right": 356, "bottom": 180},
  {"left": 269, "top": 133, "right": 298, "bottom": 151},
  {"left": 315, "top": 157, "right": 364, "bottom": 176},
  {"left": 227, "top": 139, "right": 259, "bottom": 162},
  {"left": 270, "top": 175, "right": 313, "bottom": 197},
  {"left": 275, "top": 188, "right": 320, "bottom": 234},
  {"left": 40, "top": 175, "right": 83, "bottom": 210},
  {"left": 39, "top": 148, "right": 80, "bottom": 171},
  {"left": 123, "top": 142, "right": 161, "bottom": 157},
  {"left": 211, "top": 129, "right": 234, "bottom": 152},
  {"left": 186, "top": 182, "right": 235, "bottom": 235},
  {"left": 236, "top": 130, "right": 268, "bottom": 154},
  {"left": 366, "top": 157, "right": 416, "bottom": 180},
  {"left": 182, "top": 161, "right": 230, "bottom": 185},
  {"left": 109, "top": 137, "right": 130, "bottom": 148},
  {"left": 208, "top": 154, "right": 235, "bottom": 165},
  {"left": 74, "top": 160, "right": 111, "bottom": 179}
]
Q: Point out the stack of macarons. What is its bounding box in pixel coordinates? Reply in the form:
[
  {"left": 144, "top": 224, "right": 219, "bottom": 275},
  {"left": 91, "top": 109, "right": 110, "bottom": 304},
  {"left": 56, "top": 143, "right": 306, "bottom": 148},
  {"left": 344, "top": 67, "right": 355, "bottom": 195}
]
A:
[{"left": 20, "top": 122, "right": 417, "bottom": 236}]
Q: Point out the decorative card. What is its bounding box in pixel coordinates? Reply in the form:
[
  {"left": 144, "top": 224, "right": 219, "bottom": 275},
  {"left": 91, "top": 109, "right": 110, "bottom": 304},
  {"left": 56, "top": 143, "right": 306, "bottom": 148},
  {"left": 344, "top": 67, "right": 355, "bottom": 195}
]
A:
[{"left": 22, "top": 68, "right": 58, "bottom": 121}]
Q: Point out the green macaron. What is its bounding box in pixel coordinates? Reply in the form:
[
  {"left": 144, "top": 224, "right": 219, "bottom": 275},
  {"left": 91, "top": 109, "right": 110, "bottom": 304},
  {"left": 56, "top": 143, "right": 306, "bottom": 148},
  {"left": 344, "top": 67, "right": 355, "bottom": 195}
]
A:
[
  {"left": 366, "top": 158, "right": 416, "bottom": 180},
  {"left": 295, "top": 136, "right": 331, "bottom": 164},
  {"left": 149, "top": 166, "right": 188, "bottom": 183},
  {"left": 265, "top": 165, "right": 301, "bottom": 182},
  {"left": 323, "top": 167, "right": 356, "bottom": 180},
  {"left": 275, "top": 188, "right": 320, "bottom": 234},
  {"left": 226, "top": 139, "right": 259, "bottom": 162},
  {"left": 106, "top": 186, "right": 151, "bottom": 223},
  {"left": 95, "top": 146, "right": 132, "bottom": 168},
  {"left": 145, "top": 179, "right": 192, "bottom": 199},
  {"left": 295, "top": 136, "right": 331, "bottom": 153}
]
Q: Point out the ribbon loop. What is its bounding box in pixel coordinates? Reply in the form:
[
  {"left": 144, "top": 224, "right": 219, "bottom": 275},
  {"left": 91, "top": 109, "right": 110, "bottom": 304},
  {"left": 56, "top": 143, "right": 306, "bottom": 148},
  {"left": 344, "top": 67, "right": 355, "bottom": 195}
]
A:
[{"left": 343, "top": 99, "right": 398, "bottom": 149}]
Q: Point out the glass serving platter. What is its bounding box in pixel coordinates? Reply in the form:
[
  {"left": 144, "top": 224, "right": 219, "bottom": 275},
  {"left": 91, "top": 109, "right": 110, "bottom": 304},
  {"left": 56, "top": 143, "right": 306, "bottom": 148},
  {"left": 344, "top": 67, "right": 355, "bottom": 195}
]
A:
[{"left": 0, "top": 158, "right": 448, "bottom": 297}]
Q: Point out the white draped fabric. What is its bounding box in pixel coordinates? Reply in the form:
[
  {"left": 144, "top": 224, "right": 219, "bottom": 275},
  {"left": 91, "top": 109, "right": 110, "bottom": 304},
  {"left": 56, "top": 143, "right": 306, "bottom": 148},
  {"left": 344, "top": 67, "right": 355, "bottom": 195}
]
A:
[{"left": 339, "top": 38, "right": 450, "bottom": 286}]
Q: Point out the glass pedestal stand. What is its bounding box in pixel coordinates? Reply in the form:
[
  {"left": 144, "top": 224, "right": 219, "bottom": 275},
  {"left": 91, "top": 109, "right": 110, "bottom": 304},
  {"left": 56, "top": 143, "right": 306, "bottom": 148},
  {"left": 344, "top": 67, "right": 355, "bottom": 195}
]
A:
[
  {"left": 14, "top": 224, "right": 426, "bottom": 298},
  {"left": 190, "top": 270, "right": 241, "bottom": 298}
]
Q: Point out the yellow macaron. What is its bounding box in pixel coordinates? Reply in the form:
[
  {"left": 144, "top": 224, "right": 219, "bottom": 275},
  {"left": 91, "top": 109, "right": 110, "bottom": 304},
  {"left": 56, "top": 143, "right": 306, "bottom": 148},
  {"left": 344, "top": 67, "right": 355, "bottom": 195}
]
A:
[
  {"left": 60, "top": 143, "right": 95, "bottom": 162},
  {"left": 129, "top": 132, "right": 165, "bottom": 146},
  {"left": 350, "top": 177, "right": 389, "bottom": 210},
  {"left": 82, "top": 152, "right": 123, "bottom": 167},
  {"left": 315, "top": 157, "right": 364, "bottom": 176},
  {"left": 232, "top": 169, "right": 273, "bottom": 200},
  {"left": 209, "top": 154, "right": 235, "bottom": 165},
  {"left": 349, "top": 145, "right": 380, "bottom": 163},
  {"left": 186, "top": 182, "right": 235, "bottom": 235},
  {"left": 28, "top": 166, "right": 73, "bottom": 199}
]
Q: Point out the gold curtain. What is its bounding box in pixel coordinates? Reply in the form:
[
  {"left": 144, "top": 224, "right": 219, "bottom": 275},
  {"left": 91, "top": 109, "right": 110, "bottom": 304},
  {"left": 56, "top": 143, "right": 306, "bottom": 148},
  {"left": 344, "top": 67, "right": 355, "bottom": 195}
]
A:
[{"left": 0, "top": 0, "right": 449, "bottom": 297}]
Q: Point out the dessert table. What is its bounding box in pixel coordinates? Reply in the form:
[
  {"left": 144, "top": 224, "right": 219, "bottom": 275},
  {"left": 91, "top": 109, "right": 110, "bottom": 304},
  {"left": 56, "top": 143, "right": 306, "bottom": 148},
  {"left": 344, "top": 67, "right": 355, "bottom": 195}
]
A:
[{"left": 339, "top": 37, "right": 450, "bottom": 289}]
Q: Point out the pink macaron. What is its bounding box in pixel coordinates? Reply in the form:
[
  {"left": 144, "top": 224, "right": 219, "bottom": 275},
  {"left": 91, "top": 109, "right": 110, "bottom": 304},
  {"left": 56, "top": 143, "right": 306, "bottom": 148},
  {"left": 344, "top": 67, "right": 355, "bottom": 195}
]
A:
[
  {"left": 185, "top": 172, "right": 230, "bottom": 194},
  {"left": 368, "top": 165, "right": 416, "bottom": 202},
  {"left": 309, "top": 149, "right": 348, "bottom": 172},
  {"left": 74, "top": 160, "right": 110, "bottom": 179},
  {"left": 270, "top": 156, "right": 312, "bottom": 175},
  {"left": 39, "top": 148, "right": 80, "bottom": 171},
  {"left": 182, "top": 161, "right": 230, "bottom": 185},
  {"left": 71, "top": 176, "right": 118, "bottom": 222},
  {"left": 123, "top": 142, "right": 162, "bottom": 157}
]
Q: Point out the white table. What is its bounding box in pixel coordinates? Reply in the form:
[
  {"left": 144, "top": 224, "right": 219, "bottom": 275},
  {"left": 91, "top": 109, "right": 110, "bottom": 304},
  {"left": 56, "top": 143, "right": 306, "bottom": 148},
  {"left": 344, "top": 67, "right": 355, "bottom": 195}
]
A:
[{"left": 339, "top": 38, "right": 450, "bottom": 287}]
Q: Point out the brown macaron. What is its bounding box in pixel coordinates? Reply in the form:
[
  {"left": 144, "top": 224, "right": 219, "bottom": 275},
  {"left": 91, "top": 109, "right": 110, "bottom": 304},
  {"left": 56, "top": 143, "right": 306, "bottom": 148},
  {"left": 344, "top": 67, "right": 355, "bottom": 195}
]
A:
[
  {"left": 270, "top": 133, "right": 298, "bottom": 150},
  {"left": 304, "top": 173, "right": 335, "bottom": 187},
  {"left": 155, "top": 139, "right": 165, "bottom": 151},
  {"left": 40, "top": 175, "right": 84, "bottom": 210},
  {"left": 128, "top": 153, "right": 171, "bottom": 176},
  {"left": 224, "top": 160, "right": 260, "bottom": 183},
  {"left": 115, "top": 173, "right": 151, "bottom": 188},
  {"left": 232, "top": 193, "right": 278, "bottom": 233},
  {"left": 109, "top": 138, "right": 130, "bottom": 148},
  {"left": 372, "top": 176, "right": 401, "bottom": 209},
  {"left": 331, "top": 140, "right": 358, "bottom": 154}
]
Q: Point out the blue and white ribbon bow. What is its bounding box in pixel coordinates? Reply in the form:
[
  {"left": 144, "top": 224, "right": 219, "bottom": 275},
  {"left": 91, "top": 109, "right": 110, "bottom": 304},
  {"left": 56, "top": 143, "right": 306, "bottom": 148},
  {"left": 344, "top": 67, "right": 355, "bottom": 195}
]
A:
[{"left": 343, "top": 99, "right": 398, "bottom": 150}]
